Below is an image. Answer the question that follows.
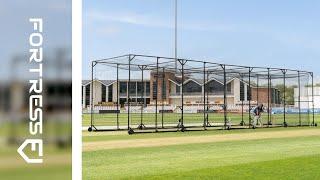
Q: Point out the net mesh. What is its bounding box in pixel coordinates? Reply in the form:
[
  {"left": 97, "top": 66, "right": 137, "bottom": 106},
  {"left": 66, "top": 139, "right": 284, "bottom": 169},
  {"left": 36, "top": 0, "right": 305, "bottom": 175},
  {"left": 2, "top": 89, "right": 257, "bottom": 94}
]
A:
[{"left": 86, "top": 55, "right": 314, "bottom": 132}]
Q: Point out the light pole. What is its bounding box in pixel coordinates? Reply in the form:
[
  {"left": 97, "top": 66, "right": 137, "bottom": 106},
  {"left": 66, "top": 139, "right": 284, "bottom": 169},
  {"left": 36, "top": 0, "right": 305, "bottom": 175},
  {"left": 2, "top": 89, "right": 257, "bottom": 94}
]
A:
[{"left": 174, "top": 0, "right": 178, "bottom": 73}]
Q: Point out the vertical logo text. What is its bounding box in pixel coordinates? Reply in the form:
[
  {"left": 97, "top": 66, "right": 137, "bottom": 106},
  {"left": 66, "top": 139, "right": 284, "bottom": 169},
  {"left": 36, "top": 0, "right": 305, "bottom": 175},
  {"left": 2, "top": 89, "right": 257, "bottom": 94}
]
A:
[{"left": 17, "top": 18, "right": 44, "bottom": 164}]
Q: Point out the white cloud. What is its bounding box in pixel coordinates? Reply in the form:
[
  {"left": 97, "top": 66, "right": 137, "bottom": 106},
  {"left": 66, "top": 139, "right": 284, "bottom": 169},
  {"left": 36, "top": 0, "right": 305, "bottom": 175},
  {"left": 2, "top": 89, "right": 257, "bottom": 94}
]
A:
[
  {"left": 86, "top": 10, "right": 172, "bottom": 28},
  {"left": 85, "top": 10, "right": 244, "bottom": 32}
]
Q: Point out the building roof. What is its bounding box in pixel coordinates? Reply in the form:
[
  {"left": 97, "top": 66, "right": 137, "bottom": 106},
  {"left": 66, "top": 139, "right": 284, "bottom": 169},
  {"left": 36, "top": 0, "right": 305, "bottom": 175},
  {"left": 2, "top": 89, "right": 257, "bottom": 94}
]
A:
[
  {"left": 82, "top": 77, "right": 252, "bottom": 87},
  {"left": 168, "top": 77, "right": 248, "bottom": 86},
  {"left": 82, "top": 80, "right": 116, "bottom": 86}
]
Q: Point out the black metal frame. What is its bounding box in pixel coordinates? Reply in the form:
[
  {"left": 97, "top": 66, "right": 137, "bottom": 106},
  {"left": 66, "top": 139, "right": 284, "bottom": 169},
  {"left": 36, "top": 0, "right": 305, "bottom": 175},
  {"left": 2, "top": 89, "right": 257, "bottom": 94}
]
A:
[{"left": 88, "top": 54, "right": 316, "bottom": 133}]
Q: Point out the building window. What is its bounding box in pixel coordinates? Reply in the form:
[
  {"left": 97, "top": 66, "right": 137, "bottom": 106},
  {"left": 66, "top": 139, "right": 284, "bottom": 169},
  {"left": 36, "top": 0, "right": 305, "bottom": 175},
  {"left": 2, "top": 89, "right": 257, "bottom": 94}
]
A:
[
  {"left": 108, "top": 85, "right": 113, "bottom": 102},
  {"left": 162, "top": 82, "right": 166, "bottom": 98},
  {"left": 137, "top": 82, "right": 144, "bottom": 95},
  {"left": 120, "top": 82, "right": 127, "bottom": 95},
  {"left": 128, "top": 82, "right": 136, "bottom": 96},
  {"left": 183, "top": 81, "right": 202, "bottom": 93},
  {"left": 247, "top": 85, "right": 251, "bottom": 101},
  {"left": 101, "top": 84, "right": 106, "bottom": 102},
  {"left": 176, "top": 85, "right": 180, "bottom": 94},
  {"left": 81, "top": 86, "right": 83, "bottom": 105},
  {"left": 227, "top": 83, "right": 232, "bottom": 93},
  {"left": 240, "top": 82, "right": 244, "bottom": 101},
  {"left": 145, "top": 82, "right": 150, "bottom": 96},
  {"left": 85, "top": 84, "right": 90, "bottom": 106},
  {"left": 206, "top": 80, "right": 224, "bottom": 93},
  {"left": 153, "top": 81, "right": 157, "bottom": 99}
]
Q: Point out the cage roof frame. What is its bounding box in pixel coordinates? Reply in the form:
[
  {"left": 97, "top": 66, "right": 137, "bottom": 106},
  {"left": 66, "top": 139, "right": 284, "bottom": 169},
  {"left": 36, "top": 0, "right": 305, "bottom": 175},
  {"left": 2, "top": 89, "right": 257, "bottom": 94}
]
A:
[{"left": 92, "top": 54, "right": 312, "bottom": 78}]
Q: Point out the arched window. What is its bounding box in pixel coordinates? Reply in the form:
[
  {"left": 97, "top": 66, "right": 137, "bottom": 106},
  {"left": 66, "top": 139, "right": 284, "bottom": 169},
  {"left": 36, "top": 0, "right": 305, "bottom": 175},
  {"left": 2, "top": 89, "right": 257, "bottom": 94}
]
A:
[
  {"left": 183, "top": 80, "right": 202, "bottom": 93},
  {"left": 206, "top": 80, "right": 224, "bottom": 93}
]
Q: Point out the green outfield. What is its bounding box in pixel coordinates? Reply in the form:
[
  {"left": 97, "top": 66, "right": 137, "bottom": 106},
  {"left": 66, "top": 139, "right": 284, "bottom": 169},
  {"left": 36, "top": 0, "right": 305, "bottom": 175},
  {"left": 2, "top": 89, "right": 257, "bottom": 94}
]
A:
[
  {"left": 0, "top": 143, "right": 71, "bottom": 180},
  {"left": 83, "top": 126, "right": 320, "bottom": 179},
  {"left": 0, "top": 122, "right": 72, "bottom": 180},
  {"left": 83, "top": 113, "right": 318, "bottom": 127}
]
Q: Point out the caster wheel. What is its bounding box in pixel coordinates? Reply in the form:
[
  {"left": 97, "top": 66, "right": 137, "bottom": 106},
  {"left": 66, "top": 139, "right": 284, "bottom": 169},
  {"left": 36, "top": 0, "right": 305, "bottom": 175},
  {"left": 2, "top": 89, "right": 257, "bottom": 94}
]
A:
[
  {"left": 88, "top": 127, "right": 92, "bottom": 132},
  {"left": 128, "top": 128, "right": 134, "bottom": 135}
]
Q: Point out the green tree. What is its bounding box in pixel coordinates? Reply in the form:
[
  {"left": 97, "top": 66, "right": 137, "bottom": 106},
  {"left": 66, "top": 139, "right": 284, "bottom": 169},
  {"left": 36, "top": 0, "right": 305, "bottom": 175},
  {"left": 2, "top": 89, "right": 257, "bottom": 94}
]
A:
[{"left": 274, "top": 85, "right": 296, "bottom": 105}]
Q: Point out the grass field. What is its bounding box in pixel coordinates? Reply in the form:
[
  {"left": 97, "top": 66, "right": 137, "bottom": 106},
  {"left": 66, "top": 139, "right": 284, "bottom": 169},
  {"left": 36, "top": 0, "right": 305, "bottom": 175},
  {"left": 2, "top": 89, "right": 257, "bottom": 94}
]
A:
[
  {"left": 0, "top": 122, "right": 72, "bottom": 180},
  {"left": 83, "top": 126, "right": 320, "bottom": 179},
  {"left": 0, "top": 143, "right": 71, "bottom": 180}
]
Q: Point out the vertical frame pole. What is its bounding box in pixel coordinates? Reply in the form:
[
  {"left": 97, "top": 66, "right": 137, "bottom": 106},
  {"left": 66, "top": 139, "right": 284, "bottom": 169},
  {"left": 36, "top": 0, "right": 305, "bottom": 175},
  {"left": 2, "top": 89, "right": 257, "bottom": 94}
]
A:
[
  {"left": 128, "top": 56, "right": 131, "bottom": 131},
  {"left": 257, "top": 74, "right": 259, "bottom": 106},
  {"left": 140, "top": 66, "right": 144, "bottom": 129},
  {"left": 117, "top": 63, "right": 119, "bottom": 129},
  {"left": 267, "top": 68, "right": 270, "bottom": 127},
  {"left": 207, "top": 72, "right": 209, "bottom": 125},
  {"left": 240, "top": 74, "right": 244, "bottom": 126},
  {"left": 90, "top": 61, "right": 94, "bottom": 130},
  {"left": 162, "top": 67, "right": 165, "bottom": 128},
  {"left": 144, "top": 74, "right": 147, "bottom": 106},
  {"left": 174, "top": 0, "right": 178, "bottom": 73},
  {"left": 203, "top": 62, "right": 206, "bottom": 129},
  {"left": 270, "top": 75, "right": 273, "bottom": 126},
  {"left": 311, "top": 72, "right": 315, "bottom": 126},
  {"left": 181, "top": 59, "right": 185, "bottom": 129},
  {"left": 283, "top": 70, "right": 286, "bottom": 126},
  {"left": 307, "top": 73, "right": 310, "bottom": 125},
  {"left": 248, "top": 68, "right": 252, "bottom": 128},
  {"left": 155, "top": 57, "right": 159, "bottom": 132},
  {"left": 223, "top": 65, "right": 227, "bottom": 129},
  {"left": 298, "top": 71, "right": 301, "bottom": 126}
]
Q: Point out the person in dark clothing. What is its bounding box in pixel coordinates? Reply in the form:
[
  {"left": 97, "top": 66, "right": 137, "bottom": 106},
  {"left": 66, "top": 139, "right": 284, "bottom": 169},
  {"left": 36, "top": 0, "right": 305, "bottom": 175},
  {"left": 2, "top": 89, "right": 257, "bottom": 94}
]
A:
[{"left": 251, "top": 104, "right": 264, "bottom": 129}]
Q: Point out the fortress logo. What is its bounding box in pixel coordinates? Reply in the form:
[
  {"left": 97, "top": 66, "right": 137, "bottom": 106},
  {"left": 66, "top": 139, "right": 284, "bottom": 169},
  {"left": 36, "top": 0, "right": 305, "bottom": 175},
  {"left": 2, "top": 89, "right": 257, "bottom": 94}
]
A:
[{"left": 17, "top": 18, "right": 44, "bottom": 164}]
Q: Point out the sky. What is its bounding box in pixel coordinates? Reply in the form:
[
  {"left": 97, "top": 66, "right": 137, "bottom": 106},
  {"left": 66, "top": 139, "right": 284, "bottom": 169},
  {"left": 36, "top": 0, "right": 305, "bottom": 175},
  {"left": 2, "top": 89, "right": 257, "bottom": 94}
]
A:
[
  {"left": 83, "top": 0, "right": 320, "bottom": 80},
  {"left": 0, "top": 0, "right": 71, "bottom": 81}
]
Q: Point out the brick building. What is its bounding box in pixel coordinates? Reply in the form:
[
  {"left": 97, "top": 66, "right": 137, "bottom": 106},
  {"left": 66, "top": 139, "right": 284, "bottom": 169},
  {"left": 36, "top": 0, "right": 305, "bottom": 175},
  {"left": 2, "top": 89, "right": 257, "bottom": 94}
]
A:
[{"left": 82, "top": 71, "right": 282, "bottom": 108}]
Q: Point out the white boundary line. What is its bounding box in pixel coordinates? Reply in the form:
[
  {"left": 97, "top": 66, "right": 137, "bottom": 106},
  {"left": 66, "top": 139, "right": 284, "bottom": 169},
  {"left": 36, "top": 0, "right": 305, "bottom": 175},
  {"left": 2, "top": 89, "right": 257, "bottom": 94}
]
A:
[{"left": 72, "top": 0, "right": 82, "bottom": 179}]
